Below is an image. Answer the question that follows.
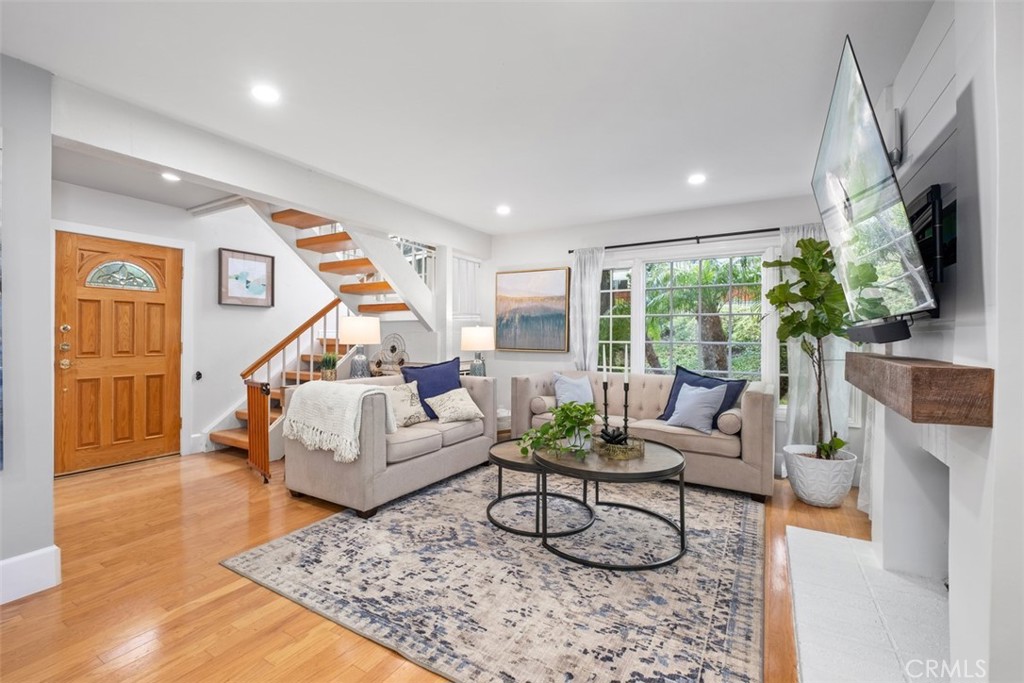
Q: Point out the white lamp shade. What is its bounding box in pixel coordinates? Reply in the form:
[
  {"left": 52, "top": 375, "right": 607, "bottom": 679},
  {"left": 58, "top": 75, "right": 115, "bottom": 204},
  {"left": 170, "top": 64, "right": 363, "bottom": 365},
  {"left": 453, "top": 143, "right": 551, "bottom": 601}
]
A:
[
  {"left": 461, "top": 326, "right": 495, "bottom": 352},
  {"left": 339, "top": 316, "right": 381, "bottom": 345}
]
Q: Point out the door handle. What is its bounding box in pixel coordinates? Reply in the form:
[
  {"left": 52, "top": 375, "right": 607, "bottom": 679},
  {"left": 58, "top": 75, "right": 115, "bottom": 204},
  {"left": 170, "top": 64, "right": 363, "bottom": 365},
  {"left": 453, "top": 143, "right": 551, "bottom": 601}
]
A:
[
  {"left": 59, "top": 359, "right": 72, "bottom": 370},
  {"left": 60, "top": 323, "right": 72, "bottom": 333},
  {"left": 59, "top": 342, "right": 71, "bottom": 352}
]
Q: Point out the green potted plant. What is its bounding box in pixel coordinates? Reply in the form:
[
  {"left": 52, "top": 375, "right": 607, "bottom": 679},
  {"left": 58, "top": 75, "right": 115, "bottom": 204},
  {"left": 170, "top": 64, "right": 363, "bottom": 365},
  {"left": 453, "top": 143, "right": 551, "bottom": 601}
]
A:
[
  {"left": 518, "top": 401, "right": 598, "bottom": 461},
  {"left": 764, "top": 237, "right": 862, "bottom": 507},
  {"left": 319, "top": 351, "right": 338, "bottom": 382}
]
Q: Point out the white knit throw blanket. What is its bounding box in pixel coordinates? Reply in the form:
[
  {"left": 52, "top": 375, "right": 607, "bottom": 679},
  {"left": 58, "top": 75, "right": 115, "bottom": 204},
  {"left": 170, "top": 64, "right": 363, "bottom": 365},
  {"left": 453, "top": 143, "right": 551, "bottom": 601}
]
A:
[{"left": 283, "top": 382, "right": 396, "bottom": 463}]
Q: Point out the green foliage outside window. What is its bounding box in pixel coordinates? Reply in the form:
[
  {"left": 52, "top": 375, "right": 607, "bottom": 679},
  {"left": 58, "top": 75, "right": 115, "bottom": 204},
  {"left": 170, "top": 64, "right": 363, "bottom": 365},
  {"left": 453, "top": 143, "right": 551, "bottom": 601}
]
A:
[{"left": 598, "top": 255, "right": 765, "bottom": 390}]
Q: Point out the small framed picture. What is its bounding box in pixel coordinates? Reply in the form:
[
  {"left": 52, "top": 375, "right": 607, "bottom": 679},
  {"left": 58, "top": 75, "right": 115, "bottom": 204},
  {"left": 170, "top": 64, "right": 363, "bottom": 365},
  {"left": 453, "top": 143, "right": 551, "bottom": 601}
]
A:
[{"left": 219, "top": 248, "right": 274, "bottom": 307}]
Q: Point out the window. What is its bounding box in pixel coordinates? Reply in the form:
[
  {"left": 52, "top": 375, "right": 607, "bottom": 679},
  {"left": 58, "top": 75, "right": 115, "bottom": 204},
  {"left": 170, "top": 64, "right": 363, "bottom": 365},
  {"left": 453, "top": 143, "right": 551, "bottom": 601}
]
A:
[
  {"left": 85, "top": 261, "right": 157, "bottom": 291},
  {"left": 597, "top": 240, "right": 780, "bottom": 401},
  {"left": 597, "top": 268, "right": 631, "bottom": 371},
  {"left": 642, "top": 256, "right": 762, "bottom": 379}
]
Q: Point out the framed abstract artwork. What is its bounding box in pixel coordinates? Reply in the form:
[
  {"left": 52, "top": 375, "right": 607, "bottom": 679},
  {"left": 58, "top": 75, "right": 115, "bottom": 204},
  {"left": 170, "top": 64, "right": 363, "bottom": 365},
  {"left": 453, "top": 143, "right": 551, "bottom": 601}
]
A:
[
  {"left": 219, "top": 248, "right": 274, "bottom": 307},
  {"left": 495, "top": 267, "right": 570, "bottom": 352}
]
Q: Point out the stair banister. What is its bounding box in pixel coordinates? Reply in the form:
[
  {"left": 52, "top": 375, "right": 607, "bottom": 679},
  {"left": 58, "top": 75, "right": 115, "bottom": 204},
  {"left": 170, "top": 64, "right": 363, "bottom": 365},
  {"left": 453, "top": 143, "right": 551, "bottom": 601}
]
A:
[
  {"left": 240, "top": 298, "right": 343, "bottom": 380},
  {"left": 237, "top": 297, "right": 345, "bottom": 482}
]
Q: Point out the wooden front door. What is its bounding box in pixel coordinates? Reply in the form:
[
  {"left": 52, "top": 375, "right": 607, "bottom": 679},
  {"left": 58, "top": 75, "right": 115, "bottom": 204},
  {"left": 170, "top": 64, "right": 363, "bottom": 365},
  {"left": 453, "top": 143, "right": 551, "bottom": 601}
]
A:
[{"left": 55, "top": 232, "right": 182, "bottom": 474}]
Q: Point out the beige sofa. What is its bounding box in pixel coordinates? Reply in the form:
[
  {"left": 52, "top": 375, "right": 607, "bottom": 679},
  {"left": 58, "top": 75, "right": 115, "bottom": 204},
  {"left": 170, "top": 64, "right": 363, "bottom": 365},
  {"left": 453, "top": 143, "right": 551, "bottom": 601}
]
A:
[
  {"left": 284, "top": 374, "right": 496, "bottom": 517},
  {"left": 511, "top": 371, "right": 775, "bottom": 497}
]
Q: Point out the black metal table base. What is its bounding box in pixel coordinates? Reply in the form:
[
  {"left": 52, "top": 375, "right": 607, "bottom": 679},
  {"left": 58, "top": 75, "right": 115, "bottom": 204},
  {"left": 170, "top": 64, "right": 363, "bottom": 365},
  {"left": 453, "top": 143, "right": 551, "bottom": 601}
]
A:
[
  {"left": 487, "top": 468, "right": 595, "bottom": 538},
  {"left": 540, "top": 476, "right": 686, "bottom": 571}
]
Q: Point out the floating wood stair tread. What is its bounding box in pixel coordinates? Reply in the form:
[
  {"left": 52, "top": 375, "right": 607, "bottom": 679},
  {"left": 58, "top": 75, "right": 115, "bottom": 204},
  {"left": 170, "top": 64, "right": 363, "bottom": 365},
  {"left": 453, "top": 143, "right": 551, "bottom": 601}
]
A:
[
  {"left": 318, "top": 339, "right": 349, "bottom": 352},
  {"left": 283, "top": 370, "right": 321, "bottom": 382},
  {"left": 340, "top": 280, "right": 394, "bottom": 295},
  {"left": 845, "top": 352, "right": 995, "bottom": 427},
  {"left": 235, "top": 407, "right": 283, "bottom": 422},
  {"left": 358, "top": 302, "right": 410, "bottom": 314},
  {"left": 320, "top": 258, "right": 377, "bottom": 275},
  {"left": 271, "top": 209, "right": 335, "bottom": 229},
  {"left": 269, "top": 388, "right": 285, "bottom": 402},
  {"left": 210, "top": 428, "right": 250, "bottom": 450},
  {"left": 296, "top": 232, "right": 356, "bottom": 253}
]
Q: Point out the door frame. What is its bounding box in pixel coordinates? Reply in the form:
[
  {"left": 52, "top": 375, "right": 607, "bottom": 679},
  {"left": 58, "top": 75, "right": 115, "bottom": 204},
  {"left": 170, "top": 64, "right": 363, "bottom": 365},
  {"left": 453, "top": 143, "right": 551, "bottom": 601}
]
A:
[{"left": 53, "top": 220, "right": 196, "bottom": 456}]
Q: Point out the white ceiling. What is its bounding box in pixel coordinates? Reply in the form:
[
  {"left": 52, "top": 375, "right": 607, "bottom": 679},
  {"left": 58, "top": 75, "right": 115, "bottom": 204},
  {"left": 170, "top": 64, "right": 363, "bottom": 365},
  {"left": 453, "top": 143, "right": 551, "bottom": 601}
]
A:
[
  {"left": 3, "top": 2, "right": 931, "bottom": 235},
  {"left": 52, "top": 147, "right": 236, "bottom": 211}
]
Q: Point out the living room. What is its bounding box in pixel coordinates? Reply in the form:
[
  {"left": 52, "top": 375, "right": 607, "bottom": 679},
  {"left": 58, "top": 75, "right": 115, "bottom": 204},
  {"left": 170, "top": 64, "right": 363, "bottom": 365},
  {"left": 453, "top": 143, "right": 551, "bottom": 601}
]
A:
[{"left": 1, "top": 2, "right": 1022, "bottom": 682}]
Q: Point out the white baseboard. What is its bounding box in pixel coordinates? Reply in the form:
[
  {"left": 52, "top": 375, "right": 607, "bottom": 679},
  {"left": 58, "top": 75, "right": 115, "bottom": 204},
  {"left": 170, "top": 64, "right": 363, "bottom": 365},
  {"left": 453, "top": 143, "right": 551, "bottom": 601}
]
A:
[
  {"left": 1, "top": 545, "right": 61, "bottom": 604},
  {"left": 190, "top": 433, "right": 211, "bottom": 454}
]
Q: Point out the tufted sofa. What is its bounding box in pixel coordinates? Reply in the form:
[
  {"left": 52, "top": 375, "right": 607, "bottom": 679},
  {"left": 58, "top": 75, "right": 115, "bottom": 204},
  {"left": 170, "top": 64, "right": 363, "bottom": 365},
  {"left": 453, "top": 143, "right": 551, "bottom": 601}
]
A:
[
  {"left": 284, "top": 374, "right": 496, "bottom": 517},
  {"left": 511, "top": 371, "right": 775, "bottom": 497}
]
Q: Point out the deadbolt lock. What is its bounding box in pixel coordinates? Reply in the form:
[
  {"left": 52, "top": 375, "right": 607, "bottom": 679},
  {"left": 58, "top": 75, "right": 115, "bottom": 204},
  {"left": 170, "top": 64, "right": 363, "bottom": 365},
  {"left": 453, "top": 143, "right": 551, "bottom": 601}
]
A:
[
  {"left": 59, "top": 342, "right": 71, "bottom": 352},
  {"left": 60, "top": 324, "right": 72, "bottom": 333},
  {"left": 59, "top": 359, "right": 72, "bottom": 370}
]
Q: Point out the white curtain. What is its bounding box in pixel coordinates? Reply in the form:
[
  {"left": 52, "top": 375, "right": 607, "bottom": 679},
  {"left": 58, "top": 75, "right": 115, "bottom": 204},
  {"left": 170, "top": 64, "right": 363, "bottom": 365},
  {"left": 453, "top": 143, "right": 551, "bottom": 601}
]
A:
[
  {"left": 857, "top": 344, "right": 882, "bottom": 516},
  {"left": 780, "top": 224, "right": 854, "bottom": 449},
  {"left": 570, "top": 247, "right": 604, "bottom": 371}
]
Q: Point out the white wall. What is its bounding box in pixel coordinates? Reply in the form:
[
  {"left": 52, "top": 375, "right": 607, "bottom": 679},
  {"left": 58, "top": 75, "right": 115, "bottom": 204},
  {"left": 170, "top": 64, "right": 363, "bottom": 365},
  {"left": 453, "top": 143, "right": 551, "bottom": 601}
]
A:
[
  {"left": 51, "top": 182, "right": 337, "bottom": 451},
  {"left": 872, "top": 1, "right": 1024, "bottom": 678},
  {"left": 0, "top": 57, "right": 61, "bottom": 601},
  {"left": 481, "top": 194, "right": 820, "bottom": 410}
]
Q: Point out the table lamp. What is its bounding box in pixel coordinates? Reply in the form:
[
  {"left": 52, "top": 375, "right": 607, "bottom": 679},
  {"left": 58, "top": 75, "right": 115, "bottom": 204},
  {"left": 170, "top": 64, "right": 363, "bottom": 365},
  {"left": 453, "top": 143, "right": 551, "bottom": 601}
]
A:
[
  {"left": 340, "top": 316, "right": 381, "bottom": 378},
  {"left": 460, "top": 326, "right": 495, "bottom": 376}
]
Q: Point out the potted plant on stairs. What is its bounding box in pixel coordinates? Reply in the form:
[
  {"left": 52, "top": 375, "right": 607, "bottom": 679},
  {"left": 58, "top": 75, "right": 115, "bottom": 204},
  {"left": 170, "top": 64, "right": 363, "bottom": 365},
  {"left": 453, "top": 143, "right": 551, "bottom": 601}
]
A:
[{"left": 764, "top": 237, "right": 860, "bottom": 507}]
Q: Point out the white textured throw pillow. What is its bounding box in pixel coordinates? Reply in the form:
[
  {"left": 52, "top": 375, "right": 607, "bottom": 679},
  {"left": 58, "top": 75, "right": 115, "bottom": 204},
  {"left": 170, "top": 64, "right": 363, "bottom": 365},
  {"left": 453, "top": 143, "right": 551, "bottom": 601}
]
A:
[
  {"left": 424, "top": 387, "right": 485, "bottom": 423},
  {"left": 387, "top": 381, "right": 431, "bottom": 427},
  {"left": 666, "top": 383, "right": 728, "bottom": 434},
  {"left": 553, "top": 373, "right": 594, "bottom": 406}
]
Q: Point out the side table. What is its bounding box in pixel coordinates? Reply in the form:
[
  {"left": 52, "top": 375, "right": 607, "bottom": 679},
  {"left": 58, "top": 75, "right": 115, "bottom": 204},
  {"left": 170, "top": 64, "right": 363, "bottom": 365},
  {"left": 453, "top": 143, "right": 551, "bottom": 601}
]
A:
[{"left": 487, "top": 440, "right": 595, "bottom": 538}]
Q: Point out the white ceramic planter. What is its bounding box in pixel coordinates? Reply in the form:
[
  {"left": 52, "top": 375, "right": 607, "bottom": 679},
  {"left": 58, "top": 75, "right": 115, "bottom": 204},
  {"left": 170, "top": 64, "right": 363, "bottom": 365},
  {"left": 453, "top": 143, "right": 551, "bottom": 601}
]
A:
[{"left": 783, "top": 445, "right": 858, "bottom": 508}]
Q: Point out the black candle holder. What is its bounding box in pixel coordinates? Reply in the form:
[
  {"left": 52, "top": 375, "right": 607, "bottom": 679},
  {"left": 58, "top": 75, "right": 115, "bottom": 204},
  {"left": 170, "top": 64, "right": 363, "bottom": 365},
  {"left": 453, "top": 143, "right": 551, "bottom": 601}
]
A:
[
  {"left": 599, "top": 377, "right": 629, "bottom": 445},
  {"left": 623, "top": 381, "right": 630, "bottom": 438}
]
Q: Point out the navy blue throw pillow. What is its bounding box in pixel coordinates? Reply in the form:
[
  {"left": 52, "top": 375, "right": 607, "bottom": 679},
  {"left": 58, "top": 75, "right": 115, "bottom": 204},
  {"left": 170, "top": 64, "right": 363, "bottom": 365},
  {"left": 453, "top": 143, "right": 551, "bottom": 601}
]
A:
[
  {"left": 401, "top": 358, "right": 462, "bottom": 419},
  {"left": 658, "top": 366, "right": 747, "bottom": 429}
]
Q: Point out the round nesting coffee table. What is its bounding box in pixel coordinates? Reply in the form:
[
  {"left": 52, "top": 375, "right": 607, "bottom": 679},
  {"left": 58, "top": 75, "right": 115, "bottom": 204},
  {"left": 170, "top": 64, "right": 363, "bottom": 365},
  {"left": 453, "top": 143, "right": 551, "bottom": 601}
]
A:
[
  {"left": 487, "top": 440, "right": 595, "bottom": 538},
  {"left": 534, "top": 440, "right": 686, "bottom": 571}
]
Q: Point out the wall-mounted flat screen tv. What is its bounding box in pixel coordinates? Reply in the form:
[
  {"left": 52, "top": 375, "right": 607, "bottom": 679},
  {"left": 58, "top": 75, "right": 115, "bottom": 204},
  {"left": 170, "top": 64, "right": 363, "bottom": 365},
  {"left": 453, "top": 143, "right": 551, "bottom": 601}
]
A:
[{"left": 812, "top": 36, "right": 936, "bottom": 343}]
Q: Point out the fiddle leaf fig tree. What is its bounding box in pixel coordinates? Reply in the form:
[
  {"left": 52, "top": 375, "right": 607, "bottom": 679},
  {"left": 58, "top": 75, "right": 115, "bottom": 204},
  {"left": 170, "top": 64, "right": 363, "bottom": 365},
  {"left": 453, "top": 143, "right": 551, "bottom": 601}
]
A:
[{"left": 764, "top": 238, "right": 854, "bottom": 459}]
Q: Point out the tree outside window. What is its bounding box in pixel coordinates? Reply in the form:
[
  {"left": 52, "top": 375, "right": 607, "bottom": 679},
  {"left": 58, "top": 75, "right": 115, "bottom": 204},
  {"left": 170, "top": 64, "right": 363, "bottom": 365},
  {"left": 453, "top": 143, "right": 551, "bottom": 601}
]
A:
[{"left": 598, "top": 255, "right": 763, "bottom": 381}]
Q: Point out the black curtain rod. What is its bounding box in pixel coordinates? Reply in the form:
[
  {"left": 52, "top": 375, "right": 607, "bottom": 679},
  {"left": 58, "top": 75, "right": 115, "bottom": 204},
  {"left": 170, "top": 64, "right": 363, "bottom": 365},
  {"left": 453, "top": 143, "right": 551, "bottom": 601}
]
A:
[{"left": 567, "top": 226, "right": 781, "bottom": 254}]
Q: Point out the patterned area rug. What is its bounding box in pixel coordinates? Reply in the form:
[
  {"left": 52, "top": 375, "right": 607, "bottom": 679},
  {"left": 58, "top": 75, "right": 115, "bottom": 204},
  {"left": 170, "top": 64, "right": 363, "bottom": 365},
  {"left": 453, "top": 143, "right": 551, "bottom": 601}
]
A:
[{"left": 223, "top": 465, "right": 764, "bottom": 682}]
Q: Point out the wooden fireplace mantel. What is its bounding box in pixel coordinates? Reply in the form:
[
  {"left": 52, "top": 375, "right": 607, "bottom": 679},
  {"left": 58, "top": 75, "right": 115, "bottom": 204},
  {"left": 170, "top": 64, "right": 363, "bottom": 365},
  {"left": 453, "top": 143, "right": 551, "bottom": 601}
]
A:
[{"left": 845, "top": 352, "right": 994, "bottom": 427}]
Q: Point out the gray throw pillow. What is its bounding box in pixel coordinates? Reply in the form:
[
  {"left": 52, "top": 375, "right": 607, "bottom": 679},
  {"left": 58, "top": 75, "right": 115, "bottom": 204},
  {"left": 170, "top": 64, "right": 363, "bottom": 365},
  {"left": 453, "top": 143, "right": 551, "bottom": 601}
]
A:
[
  {"left": 553, "top": 373, "right": 594, "bottom": 406},
  {"left": 666, "top": 383, "right": 728, "bottom": 434}
]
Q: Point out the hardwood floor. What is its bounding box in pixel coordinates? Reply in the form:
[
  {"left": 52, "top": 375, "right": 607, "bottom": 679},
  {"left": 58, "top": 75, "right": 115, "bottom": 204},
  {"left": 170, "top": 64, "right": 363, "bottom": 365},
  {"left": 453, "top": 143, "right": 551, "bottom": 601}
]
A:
[
  {"left": 0, "top": 451, "right": 869, "bottom": 682},
  {"left": 763, "top": 477, "right": 871, "bottom": 683}
]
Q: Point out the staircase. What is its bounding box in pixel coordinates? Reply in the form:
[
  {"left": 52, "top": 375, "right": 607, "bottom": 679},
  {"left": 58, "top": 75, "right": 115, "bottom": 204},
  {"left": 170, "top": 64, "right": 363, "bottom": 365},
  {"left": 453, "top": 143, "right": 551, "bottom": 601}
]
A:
[
  {"left": 267, "top": 208, "right": 436, "bottom": 323},
  {"left": 206, "top": 348, "right": 331, "bottom": 449},
  {"left": 208, "top": 299, "right": 351, "bottom": 481},
  {"left": 208, "top": 207, "right": 438, "bottom": 482}
]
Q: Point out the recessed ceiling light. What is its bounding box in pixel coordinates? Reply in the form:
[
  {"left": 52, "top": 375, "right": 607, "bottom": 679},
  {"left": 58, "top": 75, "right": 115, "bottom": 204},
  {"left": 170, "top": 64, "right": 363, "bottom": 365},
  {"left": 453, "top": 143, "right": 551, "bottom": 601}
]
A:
[
  {"left": 688, "top": 173, "right": 707, "bottom": 186},
  {"left": 161, "top": 172, "right": 181, "bottom": 182},
  {"left": 495, "top": 205, "right": 512, "bottom": 216},
  {"left": 251, "top": 83, "right": 281, "bottom": 105}
]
